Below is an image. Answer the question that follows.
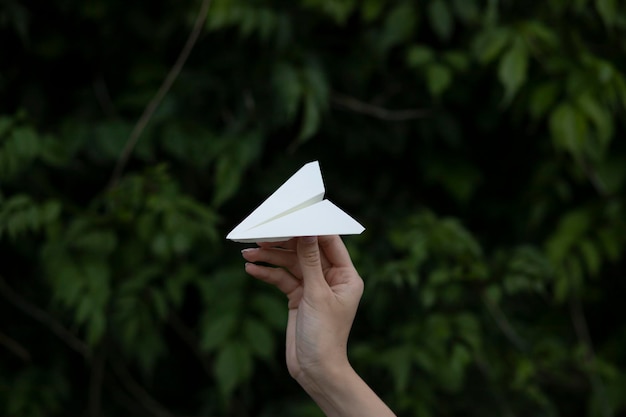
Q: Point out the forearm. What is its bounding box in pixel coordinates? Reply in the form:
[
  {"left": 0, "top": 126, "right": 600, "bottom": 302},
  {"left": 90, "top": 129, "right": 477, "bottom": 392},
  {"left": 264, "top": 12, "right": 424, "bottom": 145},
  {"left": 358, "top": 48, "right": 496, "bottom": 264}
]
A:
[{"left": 298, "top": 363, "right": 397, "bottom": 417}]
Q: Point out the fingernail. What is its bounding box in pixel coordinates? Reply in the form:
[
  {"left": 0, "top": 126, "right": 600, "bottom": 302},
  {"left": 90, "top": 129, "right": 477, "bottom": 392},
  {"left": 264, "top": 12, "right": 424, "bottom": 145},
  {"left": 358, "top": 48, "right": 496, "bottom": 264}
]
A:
[
  {"left": 241, "top": 248, "right": 258, "bottom": 253},
  {"left": 301, "top": 236, "right": 317, "bottom": 244}
]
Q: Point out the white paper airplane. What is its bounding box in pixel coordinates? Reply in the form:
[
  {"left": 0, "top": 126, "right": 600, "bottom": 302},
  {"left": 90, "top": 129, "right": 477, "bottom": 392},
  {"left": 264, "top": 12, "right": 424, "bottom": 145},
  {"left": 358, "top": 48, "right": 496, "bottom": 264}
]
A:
[{"left": 226, "top": 161, "right": 365, "bottom": 243}]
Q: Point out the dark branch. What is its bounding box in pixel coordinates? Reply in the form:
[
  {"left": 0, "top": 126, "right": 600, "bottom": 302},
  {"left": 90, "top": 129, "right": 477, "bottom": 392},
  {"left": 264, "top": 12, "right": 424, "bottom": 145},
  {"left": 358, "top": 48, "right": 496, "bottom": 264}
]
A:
[
  {"left": 108, "top": 0, "right": 213, "bottom": 188},
  {"left": 0, "top": 331, "right": 31, "bottom": 362},
  {"left": 331, "top": 92, "right": 430, "bottom": 121},
  {"left": 483, "top": 296, "right": 528, "bottom": 352},
  {"left": 0, "top": 276, "right": 90, "bottom": 358},
  {"left": 112, "top": 361, "right": 175, "bottom": 417}
]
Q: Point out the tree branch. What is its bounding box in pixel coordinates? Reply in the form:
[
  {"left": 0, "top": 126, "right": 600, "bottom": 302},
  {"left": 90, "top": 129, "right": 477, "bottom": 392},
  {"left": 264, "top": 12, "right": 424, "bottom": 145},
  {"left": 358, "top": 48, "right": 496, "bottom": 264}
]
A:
[
  {"left": 0, "top": 276, "right": 90, "bottom": 359},
  {"left": 482, "top": 296, "right": 528, "bottom": 352},
  {"left": 0, "top": 331, "right": 31, "bottom": 362},
  {"left": 569, "top": 295, "right": 611, "bottom": 417},
  {"left": 169, "top": 312, "right": 213, "bottom": 376},
  {"left": 93, "top": 75, "right": 118, "bottom": 118},
  {"left": 331, "top": 92, "right": 430, "bottom": 121},
  {"left": 108, "top": 0, "right": 213, "bottom": 189},
  {"left": 112, "top": 361, "right": 175, "bottom": 417},
  {"left": 88, "top": 349, "right": 105, "bottom": 417}
]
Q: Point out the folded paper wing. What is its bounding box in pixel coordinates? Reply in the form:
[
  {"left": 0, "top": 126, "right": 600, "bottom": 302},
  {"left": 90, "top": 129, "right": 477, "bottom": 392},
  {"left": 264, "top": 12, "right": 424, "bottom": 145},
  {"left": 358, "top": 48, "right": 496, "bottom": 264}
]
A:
[{"left": 226, "top": 161, "right": 365, "bottom": 243}]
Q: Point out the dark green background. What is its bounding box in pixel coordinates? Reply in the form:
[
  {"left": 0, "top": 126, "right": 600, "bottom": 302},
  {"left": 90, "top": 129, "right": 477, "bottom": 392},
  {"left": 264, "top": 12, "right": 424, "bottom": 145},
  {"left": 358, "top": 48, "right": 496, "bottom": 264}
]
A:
[{"left": 1, "top": 0, "right": 625, "bottom": 416}]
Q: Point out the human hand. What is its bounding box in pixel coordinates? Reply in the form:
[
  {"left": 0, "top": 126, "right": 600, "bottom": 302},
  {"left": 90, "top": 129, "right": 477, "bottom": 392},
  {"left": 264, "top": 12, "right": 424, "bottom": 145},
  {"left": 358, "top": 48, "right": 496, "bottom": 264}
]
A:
[{"left": 241, "top": 235, "right": 364, "bottom": 386}]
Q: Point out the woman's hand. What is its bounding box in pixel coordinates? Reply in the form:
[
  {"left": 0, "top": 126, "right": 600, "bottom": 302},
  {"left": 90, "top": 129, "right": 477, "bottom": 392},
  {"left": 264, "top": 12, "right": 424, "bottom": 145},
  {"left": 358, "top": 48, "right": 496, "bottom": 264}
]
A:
[
  {"left": 241, "top": 235, "right": 363, "bottom": 385},
  {"left": 242, "top": 235, "right": 396, "bottom": 417}
]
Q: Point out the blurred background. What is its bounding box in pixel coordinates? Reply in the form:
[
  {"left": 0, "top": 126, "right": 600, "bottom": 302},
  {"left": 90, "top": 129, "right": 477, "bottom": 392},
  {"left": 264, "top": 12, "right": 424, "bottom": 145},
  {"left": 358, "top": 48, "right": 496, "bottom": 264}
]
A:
[{"left": 1, "top": 0, "right": 625, "bottom": 416}]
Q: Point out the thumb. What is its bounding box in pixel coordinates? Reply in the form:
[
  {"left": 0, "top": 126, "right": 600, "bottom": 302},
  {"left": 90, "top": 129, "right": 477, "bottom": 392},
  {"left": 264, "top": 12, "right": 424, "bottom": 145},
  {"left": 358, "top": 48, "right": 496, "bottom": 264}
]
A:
[{"left": 297, "top": 236, "right": 328, "bottom": 292}]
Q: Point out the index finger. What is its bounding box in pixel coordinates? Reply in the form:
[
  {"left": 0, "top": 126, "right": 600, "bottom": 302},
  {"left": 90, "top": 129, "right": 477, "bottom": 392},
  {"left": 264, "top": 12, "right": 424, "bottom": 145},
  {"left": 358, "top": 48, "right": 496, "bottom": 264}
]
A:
[{"left": 318, "top": 235, "right": 355, "bottom": 268}]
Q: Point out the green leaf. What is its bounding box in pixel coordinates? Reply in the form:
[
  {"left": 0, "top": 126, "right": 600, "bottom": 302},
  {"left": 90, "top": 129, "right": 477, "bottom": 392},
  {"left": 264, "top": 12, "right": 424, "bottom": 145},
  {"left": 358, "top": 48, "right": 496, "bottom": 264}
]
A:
[
  {"left": 243, "top": 319, "right": 275, "bottom": 359},
  {"left": 361, "top": 0, "right": 384, "bottom": 21},
  {"left": 302, "top": 0, "right": 356, "bottom": 24},
  {"left": 296, "top": 93, "right": 321, "bottom": 145},
  {"left": 596, "top": 0, "right": 616, "bottom": 28},
  {"left": 12, "top": 127, "right": 39, "bottom": 159},
  {"left": 549, "top": 103, "right": 588, "bottom": 156},
  {"left": 576, "top": 93, "right": 613, "bottom": 149},
  {"left": 406, "top": 45, "right": 434, "bottom": 68},
  {"left": 428, "top": 0, "right": 454, "bottom": 41},
  {"left": 452, "top": 0, "right": 478, "bottom": 23},
  {"left": 497, "top": 37, "right": 528, "bottom": 104},
  {"left": 0, "top": 115, "right": 13, "bottom": 138},
  {"left": 443, "top": 51, "right": 469, "bottom": 71},
  {"left": 251, "top": 293, "right": 287, "bottom": 330},
  {"left": 40, "top": 200, "right": 61, "bottom": 223},
  {"left": 212, "top": 133, "right": 260, "bottom": 206},
  {"left": 381, "top": 3, "right": 417, "bottom": 50},
  {"left": 545, "top": 209, "right": 590, "bottom": 264},
  {"left": 273, "top": 62, "right": 302, "bottom": 122},
  {"left": 595, "top": 156, "right": 626, "bottom": 195},
  {"left": 426, "top": 63, "right": 452, "bottom": 97},
  {"left": 578, "top": 239, "right": 601, "bottom": 277},
  {"left": 214, "top": 341, "right": 252, "bottom": 399},
  {"left": 383, "top": 345, "right": 413, "bottom": 392},
  {"left": 199, "top": 313, "right": 238, "bottom": 352},
  {"left": 86, "top": 310, "right": 106, "bottom": 346},
  {"left": 530, "top": 82, "right": 560, "bottom": 120},
  {"left": 438, "top": 343, "right": 471, "bottom": 392},
  {"left": 72, "top": 231, "right": 117, "bottom": 255},
  {"left": 472, "top": 27, "right": 511, "bottom": 63}
]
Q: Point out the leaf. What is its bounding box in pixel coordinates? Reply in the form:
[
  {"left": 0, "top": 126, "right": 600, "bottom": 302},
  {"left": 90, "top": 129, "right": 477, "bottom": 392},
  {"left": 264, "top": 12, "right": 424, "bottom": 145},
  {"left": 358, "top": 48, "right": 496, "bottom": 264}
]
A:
[
  {"left": 472, "top": 27, "right": 510, "bottom": 63},
  {"left": 72, "top": 231, "right": 117, "bottom": 255},
  {"left": 383, "top": 345, "right": 413, "bottom": 392},
  {"left": 273, "top": 62, "right": 302, "bottom": 123},
  {"left": 86, "top": 310, "right": 106, "bottom": 346},
  {"left": 251, "top": 293, "right": 287, "bottom": 330},
  {"left": 578, "top": 239, "right": 601, "bottom": 277},
  {"left": 545, "top": 209, "right": 590, "bottom": 264},
  {"left": 443, "top": 51, "right": 469, "bottom": 71},
  {"left": 406, "top": 45, "right": 434, "bottom": 68},
  {"left": 428, "top": 0, "right": 454, "bottom": 41},
  {"left": 150, "top": 288, "right": 169, "bottom": 320},
  {"left": 498, "top": 37, "right": 528, "bottom": 104},
  {"left": 426, "top": 63, "right": 452, "bottom": 97},
  {"left": 11, "top": 127, "right": 39, "bottom": 159},
  {"left": 199, "top": 313, "right": 238, "bottom": 352},
  {"left": 361, "top": 0, "right": 384, "bottom": 22},
  {"left": 243, "top": 319, "right": 275, "bottom": 359},
  {"left": 576, "top": 93, "right": 613, "bottom": 149},
  {"left": 549, "top": 103, "right": 588, "bottom": 156},
  {"left": 295, "top": 93, "right": 321, "bottom": 145},
  {"left": 40, "top": 200, "right": 61, "bottom": 223},
  {"left": 529, "top": 82, "right": 560, "bottom": 120},
  {"left": 302, "top": 0, "right": 356, "bottom": 24},
  {"left": 214, "top": 341, "right": 252, "bottom": 399},
  {"left": 452, "top": 0, "right": 478, "bottom": 23},
  {"left": 595, "top": 156, "right": 626, "bottom": 195},
  {"left": 421, "top": 287, "right": 437, "bottom": 308},
  {"left": 596, "top": 0, "right": 616, "bottom": 28},
  {"left": 438, "top": 343, "right": 471, "bottom": 392},
  {"left": 212, "top": 133, "right": 260, "bottom": 206},
  {"left": 380, "top": 3, "right": 417, "bottom": 50}
]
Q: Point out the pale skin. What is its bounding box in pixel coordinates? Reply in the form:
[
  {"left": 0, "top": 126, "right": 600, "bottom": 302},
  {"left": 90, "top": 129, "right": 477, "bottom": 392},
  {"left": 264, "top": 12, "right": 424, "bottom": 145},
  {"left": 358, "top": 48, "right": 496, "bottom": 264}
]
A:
[{"left": 242, "top": 235, "right": 396, "bottom": 417}]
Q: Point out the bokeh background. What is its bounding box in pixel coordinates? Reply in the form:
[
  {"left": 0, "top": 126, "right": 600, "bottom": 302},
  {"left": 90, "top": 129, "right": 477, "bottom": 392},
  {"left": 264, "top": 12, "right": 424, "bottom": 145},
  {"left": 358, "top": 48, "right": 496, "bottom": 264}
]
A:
[{"left": 1, "top": 0, "right": 625, "bottom": 416}]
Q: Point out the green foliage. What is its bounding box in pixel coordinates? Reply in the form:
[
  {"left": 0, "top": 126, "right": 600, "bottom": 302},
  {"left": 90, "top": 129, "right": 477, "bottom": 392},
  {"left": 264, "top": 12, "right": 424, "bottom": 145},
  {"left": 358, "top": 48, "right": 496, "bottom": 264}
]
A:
[{"left": 1, "top": 0, "right": 626, "bottom": 416}]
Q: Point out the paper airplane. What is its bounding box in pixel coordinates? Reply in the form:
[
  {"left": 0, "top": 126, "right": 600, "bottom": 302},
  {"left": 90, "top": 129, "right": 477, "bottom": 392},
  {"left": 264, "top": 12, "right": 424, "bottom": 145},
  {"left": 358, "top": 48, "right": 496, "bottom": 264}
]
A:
[{"left": 226, "top": 161, "right": 365, "bottom": 243}]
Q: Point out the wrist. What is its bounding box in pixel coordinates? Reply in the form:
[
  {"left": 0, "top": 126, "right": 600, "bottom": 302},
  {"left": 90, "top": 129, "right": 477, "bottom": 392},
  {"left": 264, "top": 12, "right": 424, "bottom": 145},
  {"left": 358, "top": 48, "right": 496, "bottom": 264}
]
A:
[
  {"left": 296, "top": 359, "right": 356, "bottom": 398},
  {"left": 296, "top": 361, "right": 397, "bottom": 417}
]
